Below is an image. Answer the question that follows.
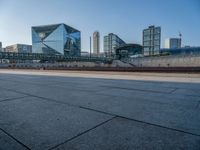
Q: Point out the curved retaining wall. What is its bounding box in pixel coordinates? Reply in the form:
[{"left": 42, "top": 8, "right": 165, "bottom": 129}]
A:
[{"left": 126, "top": 55, "right": 200, "bottom": 67}]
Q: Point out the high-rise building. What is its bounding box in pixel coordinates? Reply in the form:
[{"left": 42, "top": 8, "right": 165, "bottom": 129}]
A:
[
  {"left": 143, "top": 26, "right": 161, "bottom": 56},
  {"left": 32, "top": 23, "right": 81, "bottom": 56},
  {"left": 5, "top": 44, "right": 32, "bottom": 53},
  {"left": 104, "top": 33, "right": 126, "bottom": 57},
  {"left": 93, "top": 31, "right": 100, "bottom": 55},
  {"left": 0, "top": 42, "right": 2, "bottom": 52},
  {"left": 165, "top": 38, "right": 181, "bottom": 49}
]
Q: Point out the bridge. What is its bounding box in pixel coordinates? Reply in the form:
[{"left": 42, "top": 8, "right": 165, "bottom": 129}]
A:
[{"left": 0, "top": 52, "right": 113, "bottom": 63}]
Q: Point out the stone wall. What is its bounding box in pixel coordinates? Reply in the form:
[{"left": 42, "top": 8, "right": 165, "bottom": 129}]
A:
[
  {"left": 126, "top": 55, "right": 200, "bottom": 67},
  {"left": 0, "top": 60, "right": 132, "bottom": 69}
]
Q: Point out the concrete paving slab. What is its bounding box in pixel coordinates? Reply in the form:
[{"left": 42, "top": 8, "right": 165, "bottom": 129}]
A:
[
  {"left": 95, "top": 87, "right": 200, "bottom": 108},
  {"left": 0, "top": 71, "right": 200, "bottom": 149},
  {"left": 1, "top": 74, "right": 200, "bottom": 135},
  {"left": 0, "top": 89, "right": 27, "bottom": 102},
  {"left": 94, "top": 96, "right": 200, "bottom": 135},
  {"left": 58, "top": 89, "right": 199, "bottom": 136},
  {"left": 0, "top": 96, "right": 113, "bottom": 150},
  {"left": 0, "top": 130, "right": 28, "bottom": 150},
  {"left": 55, "top": 117, "right": 200, "bottom": 150}
]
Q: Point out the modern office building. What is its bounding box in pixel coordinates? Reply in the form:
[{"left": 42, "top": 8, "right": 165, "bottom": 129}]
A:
[
  {"left": 104, "top": 33, "right": 126, "bottom": 57},
  {"left": 5, "top": 44, "right": 32, "bottom": 53},
  {"left": 32, "top": 23, "right": 81, "bottom": 56},
  {"left": 165, "top": 38, "right": 181, "bottom": 49},
  {"left": 143, "top": 26, "right": 161, "bottom": 56},
  {"left": 115, "top": 44, "right": 143, "bottom": 59},
  {"left": 93, "top": 31, "right": 100, "bottom": 55}
]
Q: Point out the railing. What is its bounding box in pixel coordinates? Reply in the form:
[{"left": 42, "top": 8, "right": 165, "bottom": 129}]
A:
[{"left": 0, "top": 52, "right": 113, "bottom": 63}]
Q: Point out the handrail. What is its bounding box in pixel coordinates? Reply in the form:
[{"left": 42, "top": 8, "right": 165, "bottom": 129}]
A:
[{"left": 0, "top": 52, "right": 113, "bottom": 63}]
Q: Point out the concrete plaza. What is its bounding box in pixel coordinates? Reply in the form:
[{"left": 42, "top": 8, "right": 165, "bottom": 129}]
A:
[{"left": 0, "top": 69, "right": 200, "bottom": 150}]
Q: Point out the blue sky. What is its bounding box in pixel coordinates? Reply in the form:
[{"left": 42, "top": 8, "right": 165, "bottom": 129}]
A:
[{"left": 0, "top": 0, "right": 199, "bottom": 52}]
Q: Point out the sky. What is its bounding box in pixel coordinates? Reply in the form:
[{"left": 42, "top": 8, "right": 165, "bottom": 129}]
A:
[{"left": 0, "top": 0, "right": 200, "bottom": 52}]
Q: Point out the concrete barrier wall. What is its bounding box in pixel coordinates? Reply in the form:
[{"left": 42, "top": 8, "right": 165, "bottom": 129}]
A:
[
  {"left": 0, "top": 60, "right": 132, "bottom": 69},
  {"left": 127, "top": 55, "right": 200, "bottom": 67}
]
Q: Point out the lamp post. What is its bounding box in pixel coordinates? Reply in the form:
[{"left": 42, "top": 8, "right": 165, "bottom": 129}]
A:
[{"left": 90, "top": 36, "right": 91, "bottom": 58}]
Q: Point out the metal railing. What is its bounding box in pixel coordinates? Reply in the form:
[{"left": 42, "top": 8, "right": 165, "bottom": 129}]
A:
[{"left": 0, "top": 52, "right": 113, "bottom": 63}]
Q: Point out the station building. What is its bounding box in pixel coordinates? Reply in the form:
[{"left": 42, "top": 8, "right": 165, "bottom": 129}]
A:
[
  {"left": 160, "top": 47, "right": 200, "bottom": 56},
  {"left": 115, "top": 44, "right": 143, "bottom": 59}
]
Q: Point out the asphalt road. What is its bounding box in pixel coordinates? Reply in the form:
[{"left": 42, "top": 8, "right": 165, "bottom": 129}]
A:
[{"left": 0, "top": 69, "right": 199, "bottom": 150}]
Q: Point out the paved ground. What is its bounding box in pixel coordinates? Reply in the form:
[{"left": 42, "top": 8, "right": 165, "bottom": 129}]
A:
[{"left": 0, "top": 69, "right": 200, "bottom": 150}]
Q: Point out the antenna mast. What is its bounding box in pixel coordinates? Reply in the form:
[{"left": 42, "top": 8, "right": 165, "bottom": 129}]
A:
[{"left": 179, "top": 31, "right": 182, "bottom": 47}]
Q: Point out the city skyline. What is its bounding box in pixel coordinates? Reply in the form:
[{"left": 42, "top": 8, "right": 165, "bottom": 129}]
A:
[{"left": 0, "top": 0, "right": 200, "bottom": 52}]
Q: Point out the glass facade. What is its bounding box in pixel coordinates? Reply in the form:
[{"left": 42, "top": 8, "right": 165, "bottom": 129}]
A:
[
  {"left": 104, "top": 33, "right": 126, "bottom": 57},
  {"left": 160, "top": 47, "right": 200, "bottom": 55},
  {"left": 93, "top": 31, "right": 100, "bottom": 55},
  {"left": 143, "top": 26, "right": 161, "bottom": 56},
  {"left": 115, "top": 44, "right": 143, "bottom": 59},
  {"left": 32, "top": 23, "right": 81, "bottom": 56},
  {"left": 165, "top": 38, "right": 181, "bottom": 49}
]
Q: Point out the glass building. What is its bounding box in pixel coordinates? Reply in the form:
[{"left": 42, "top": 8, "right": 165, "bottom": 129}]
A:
[
  {"left": 93, "top": 31, "right": 100, "bottom": 55},
  {"left": 115, "top": 44, "right": 143, "bottom": 59},
  {"left": 104, "top": 33, "right": 126, "bottom": 57},
  {"left": 165, "top": 38, "right": 181, "bottom": 49},
  {"left": 143, "top": 26, "right": 161, "bottom": 56},
  {"left": 160, "top": 47, "right": 200, "bottom": 55},
  {"left": 32, "top": 23, "right": 81, "bottom": 56}
]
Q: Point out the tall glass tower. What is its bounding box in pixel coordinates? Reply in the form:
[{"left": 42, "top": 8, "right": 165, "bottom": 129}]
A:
[
  {"left": 143, "top": 26, "right": 161, "bottom": 56},
  {"left": 93, "top": 31, "right": 100, "bottom": 55},
  {"left": 32, "top": 23, "right": 81, "bottom": 56}
]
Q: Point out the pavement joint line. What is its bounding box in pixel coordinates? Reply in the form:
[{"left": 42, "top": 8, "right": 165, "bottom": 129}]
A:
[
  {"left": 0, "top": 87, "right": 115, "bottom": 117},
  {"left": 0, "top": 77, "right": 110, "bottom": 93},
  {"left": 48, "top": 116, "right": 117, "bottom": 150},
  {"left": 100, "top": 85, "right": 176, "bottom": 94},
  {"left": 1, "top": 86, "right": 200, "bottom": 137},
  {"left": 0, "top": 128, "right": 31, "bottom": 150},
  {"left": 96, "top": 87, "right": 200, "bottom": 104},
  {"left": 0, "top": 78, "right": 54, "bottom": 87},
  {"left": 78, "top": 106, "right": 200, "bottom": 137},
  {"left": 0, "top": 96, "right": 30, "bottom": 103},
  {"left": 117, "top": 116, "right": 200, "bottom": 137},
  {"left": 169, "top": 88, "right": 179, "bottom": 94},
  {"left": 0, "top": 87, "right": 117, "bottom": 112},
  {"left": 79, "top": 106, "right": 116, "bottom": 116},
  {"left": 93, "top": 92, "right": 170, "bottom": 106}
]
